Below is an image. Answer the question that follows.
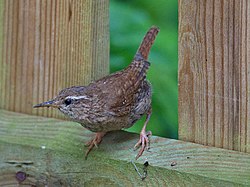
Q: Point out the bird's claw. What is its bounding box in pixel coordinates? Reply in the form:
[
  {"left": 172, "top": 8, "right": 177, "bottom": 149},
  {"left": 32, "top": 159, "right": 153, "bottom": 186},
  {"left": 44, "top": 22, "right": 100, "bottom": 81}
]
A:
[
  {"left": 134, "top": 130, "right": 152, "bottom": 160},
  {"left": 84, "top": 132, "right": 106, "bottom": 159}
]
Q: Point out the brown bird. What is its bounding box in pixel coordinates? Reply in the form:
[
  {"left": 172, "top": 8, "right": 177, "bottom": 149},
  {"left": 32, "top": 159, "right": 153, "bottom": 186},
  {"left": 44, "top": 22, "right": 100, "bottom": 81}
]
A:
[{"left": 34, "top": 26, "right": 160, "bottom": 159}]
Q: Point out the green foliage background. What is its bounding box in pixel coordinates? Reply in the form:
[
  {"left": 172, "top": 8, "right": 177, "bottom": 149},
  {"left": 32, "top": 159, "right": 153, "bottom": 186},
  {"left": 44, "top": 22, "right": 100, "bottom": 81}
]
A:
[{"left": 110, "top": 0, "right": 178, "bottom": 139}]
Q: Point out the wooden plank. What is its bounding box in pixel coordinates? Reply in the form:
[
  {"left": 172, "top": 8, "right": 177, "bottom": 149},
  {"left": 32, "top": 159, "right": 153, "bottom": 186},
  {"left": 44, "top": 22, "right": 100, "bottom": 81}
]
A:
[
  {"left": 178, "top": 0, "right": 250, "bottom": 153},
  {"left": 0, "top": 0, "right": 109, "bottom": 118},
  {"left": 0, "top": 109, "right": 249, "bottom": 186}
]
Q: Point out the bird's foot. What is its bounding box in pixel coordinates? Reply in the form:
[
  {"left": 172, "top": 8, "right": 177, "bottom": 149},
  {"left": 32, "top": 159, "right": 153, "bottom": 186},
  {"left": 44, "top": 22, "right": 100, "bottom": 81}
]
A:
[
  {"left": 84, "top": 132, "right": 106, "bottom": 159},
  {"left": 134, "top": 130, "right": 152, "bottom": 160}
]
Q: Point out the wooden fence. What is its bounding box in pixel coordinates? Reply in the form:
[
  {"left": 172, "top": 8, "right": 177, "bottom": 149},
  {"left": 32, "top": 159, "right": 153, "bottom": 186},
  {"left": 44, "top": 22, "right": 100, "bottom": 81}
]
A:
[
  {"left": 0, "top": 0, "right": 249, "bottom": 186},
  {"left": 0, "top": 0, "right": 109, "bottom": 118},
  {"left": 179, "top": 0, "right": 250, "bottom": 153}
]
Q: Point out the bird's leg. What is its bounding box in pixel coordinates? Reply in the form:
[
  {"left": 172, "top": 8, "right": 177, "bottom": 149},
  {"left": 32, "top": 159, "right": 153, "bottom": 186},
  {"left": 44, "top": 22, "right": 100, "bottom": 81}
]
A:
[
  {"left": 134, "top": 108, "right": 152, "bottom": 160},
  {"left": 84, "top": 132, "right": 106, "bottom": 159}
]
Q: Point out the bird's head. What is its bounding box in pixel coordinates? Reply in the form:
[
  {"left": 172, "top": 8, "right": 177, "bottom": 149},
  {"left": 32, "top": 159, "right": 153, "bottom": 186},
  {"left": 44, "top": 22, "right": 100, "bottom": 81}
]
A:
[{"left": 33, "top": 86, "right": 89, "bottom": 117}]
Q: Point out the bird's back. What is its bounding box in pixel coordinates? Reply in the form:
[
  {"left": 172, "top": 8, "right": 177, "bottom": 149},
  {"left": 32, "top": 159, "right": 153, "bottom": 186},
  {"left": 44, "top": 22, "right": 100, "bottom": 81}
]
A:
[{"left": 61, "top": 26, "right": 159, "bottom": 132}]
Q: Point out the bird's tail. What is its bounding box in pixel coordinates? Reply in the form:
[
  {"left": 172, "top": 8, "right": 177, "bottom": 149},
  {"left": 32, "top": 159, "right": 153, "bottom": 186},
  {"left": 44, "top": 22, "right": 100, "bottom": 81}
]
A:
[
  {"left": 126, "top": 26, "right": 159, "bottom": 88},
  {"left": 135, "top": 26, "right": 160, "bottom": 61}
]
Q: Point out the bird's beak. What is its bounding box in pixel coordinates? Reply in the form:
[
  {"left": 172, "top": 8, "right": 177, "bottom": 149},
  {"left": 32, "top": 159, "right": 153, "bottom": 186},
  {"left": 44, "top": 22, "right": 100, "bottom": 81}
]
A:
[{"left": 33, "top": 100, "right": 58, "bottom": 108}]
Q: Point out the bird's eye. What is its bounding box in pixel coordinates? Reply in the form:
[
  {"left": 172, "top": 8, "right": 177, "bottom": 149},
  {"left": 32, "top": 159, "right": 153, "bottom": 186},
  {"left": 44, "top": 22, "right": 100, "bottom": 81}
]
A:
[{"left": 64, "top": 98, "right": 72, "bottom": 106}]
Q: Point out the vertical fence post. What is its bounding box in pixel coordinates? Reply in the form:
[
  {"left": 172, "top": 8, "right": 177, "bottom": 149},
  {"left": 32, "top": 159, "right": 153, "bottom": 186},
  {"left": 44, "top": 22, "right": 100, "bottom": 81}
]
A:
[
  {"left": 178, "top": 0, "right": 250, "bottom": 153},
  {"left": 0, "top": 0, "right": 109, "bottom": 118}
]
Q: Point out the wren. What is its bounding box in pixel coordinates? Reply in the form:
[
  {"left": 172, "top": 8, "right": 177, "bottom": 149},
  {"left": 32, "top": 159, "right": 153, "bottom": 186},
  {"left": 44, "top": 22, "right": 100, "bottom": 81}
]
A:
[{"left": 34, "top": 26, "right": 160, "bottom": 159}]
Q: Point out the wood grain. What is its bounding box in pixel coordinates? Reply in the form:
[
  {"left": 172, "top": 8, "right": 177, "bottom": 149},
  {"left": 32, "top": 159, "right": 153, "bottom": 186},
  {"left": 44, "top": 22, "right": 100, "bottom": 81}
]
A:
[
  {"left": 0, "top": 109, "right": 250, "bottom": 186},
  {"left": 179, "top": 0, "right": 250, "bottom": 153},
  {"left": 0, "top": 0, "right": 109, "bottom": 118}
]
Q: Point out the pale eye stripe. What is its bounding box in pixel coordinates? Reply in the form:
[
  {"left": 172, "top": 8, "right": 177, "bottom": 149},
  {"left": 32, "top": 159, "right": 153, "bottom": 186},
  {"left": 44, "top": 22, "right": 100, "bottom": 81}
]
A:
[{"left": 65, "top": 96, "right": 89, "bottom": 100}]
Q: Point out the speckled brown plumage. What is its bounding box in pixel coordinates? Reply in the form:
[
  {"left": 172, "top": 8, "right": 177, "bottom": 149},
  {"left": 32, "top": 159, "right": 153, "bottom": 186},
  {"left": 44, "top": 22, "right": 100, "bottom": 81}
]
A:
[{"left": 34, "top": 26, "right": 160, "bottom": 159}]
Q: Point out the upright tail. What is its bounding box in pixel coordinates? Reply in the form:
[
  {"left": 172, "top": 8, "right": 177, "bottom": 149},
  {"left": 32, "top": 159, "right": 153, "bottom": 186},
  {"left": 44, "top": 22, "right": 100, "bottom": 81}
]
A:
[
  {"left": 126, "top": 26, "right": 159, "bottom": 89},
  {"left": 135, "top": 26, "right": 160, "bottom": 61}
]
